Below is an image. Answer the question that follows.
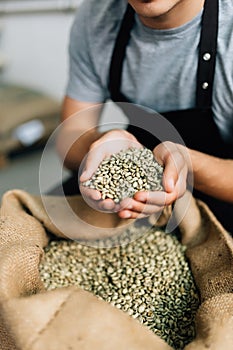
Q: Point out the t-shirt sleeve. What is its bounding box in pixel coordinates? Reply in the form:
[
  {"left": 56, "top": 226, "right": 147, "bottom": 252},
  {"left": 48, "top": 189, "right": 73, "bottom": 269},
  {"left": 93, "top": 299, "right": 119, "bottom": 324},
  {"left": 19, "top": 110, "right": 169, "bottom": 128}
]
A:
[{"left": 65, "top": 2, "right": 106, "bottom": 102}]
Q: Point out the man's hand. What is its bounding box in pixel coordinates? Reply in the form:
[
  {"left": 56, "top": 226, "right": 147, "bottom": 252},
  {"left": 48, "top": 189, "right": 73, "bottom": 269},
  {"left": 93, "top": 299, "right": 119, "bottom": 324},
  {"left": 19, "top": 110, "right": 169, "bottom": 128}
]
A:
[
  {"left": 79, "top": 129, "right": 142, "bottom": 212},
  {"left": 118, "top": 142, "right": 190, "bottom": 219}
]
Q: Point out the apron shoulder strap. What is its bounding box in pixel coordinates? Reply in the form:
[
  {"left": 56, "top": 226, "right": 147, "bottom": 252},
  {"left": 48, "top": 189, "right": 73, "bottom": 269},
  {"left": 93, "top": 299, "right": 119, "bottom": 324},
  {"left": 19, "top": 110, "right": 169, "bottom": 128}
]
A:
[
  {"left": 109, "top": 0, "right": 219, "bottom": 110},
  {"left": 196, "top": 0, "right": 219, "bottom": 108},
  {"left": 108, "top": 4, "right": 134, "bottom": 101}
]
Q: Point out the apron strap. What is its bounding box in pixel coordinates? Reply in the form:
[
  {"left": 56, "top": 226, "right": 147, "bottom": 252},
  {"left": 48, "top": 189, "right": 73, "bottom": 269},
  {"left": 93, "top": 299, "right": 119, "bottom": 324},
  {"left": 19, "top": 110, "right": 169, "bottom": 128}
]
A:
[
  {"left": 109, "top": 0, "right": 219, "bottom": 110},
  {"left": 196, "top": 0, "right": 219, "bottom": 108},
  {"left": 108, "top": 4, "right": 134, "bottom": 102}
]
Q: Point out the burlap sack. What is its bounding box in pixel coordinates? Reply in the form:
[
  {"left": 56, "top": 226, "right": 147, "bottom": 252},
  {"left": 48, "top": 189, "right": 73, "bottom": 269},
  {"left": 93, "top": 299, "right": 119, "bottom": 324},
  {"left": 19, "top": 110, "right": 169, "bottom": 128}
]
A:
[{"left": 0, "top": 189, "right": 232, "bottom": 350}]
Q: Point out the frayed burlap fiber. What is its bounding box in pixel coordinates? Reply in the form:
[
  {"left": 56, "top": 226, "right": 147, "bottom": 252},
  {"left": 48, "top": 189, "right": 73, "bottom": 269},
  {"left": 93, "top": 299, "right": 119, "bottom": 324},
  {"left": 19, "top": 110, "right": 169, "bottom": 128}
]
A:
[{"left": 0, "top": 189, "right": 232, "bottom": 350}]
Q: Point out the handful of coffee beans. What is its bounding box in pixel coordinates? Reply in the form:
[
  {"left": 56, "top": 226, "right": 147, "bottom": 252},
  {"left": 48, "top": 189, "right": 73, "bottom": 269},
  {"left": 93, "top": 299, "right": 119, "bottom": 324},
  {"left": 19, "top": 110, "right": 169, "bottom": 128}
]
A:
[{"left": 82, "top": 147, "right": 164, "bottom": 203}]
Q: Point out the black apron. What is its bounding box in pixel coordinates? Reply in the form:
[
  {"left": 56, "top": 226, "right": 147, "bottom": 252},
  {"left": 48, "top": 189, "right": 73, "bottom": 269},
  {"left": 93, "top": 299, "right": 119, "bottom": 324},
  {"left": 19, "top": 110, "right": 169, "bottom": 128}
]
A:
[{"left": 108, "top": 0, "right": 233, "bottom": 232}]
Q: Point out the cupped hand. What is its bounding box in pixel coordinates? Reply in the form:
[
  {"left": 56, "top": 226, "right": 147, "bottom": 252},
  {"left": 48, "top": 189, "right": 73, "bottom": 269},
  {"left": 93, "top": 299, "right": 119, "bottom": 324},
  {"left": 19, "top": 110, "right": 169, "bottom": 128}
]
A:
[
  {"left": 79, "top": 129, "right": 142, "bottom": 212},
  {"left": 118, "top": 142, "right": 191, "bottom": 219}
]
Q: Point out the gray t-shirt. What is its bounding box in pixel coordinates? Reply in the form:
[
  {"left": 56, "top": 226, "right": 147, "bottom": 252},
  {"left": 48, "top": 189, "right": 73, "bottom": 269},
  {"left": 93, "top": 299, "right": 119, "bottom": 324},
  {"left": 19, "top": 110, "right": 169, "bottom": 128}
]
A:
[{"left": 66, "top": 0, "right": 233, "bottom": 143}]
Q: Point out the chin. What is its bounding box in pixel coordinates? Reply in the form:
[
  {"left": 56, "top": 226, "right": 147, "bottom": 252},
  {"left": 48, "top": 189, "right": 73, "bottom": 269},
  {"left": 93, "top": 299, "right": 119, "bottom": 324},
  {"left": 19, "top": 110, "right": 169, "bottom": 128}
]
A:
[{"left": 128, "top": 0, "right": 177, "bottom": 18}]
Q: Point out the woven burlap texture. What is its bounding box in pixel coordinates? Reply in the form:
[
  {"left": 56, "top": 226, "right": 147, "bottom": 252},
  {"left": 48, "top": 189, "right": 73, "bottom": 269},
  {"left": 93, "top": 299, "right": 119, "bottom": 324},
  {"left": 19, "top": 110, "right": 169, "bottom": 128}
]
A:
[{"left": 0, "top": 189, "right": 232, "bottom": 350}]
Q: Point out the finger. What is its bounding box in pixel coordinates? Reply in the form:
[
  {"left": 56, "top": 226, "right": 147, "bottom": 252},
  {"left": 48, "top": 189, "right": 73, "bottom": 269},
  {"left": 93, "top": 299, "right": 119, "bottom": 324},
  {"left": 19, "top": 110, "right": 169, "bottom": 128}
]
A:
[
  {"left": 173, "top": 166, "right": 188, "bottom": 199},
  {"left": 162, "top": 150, "right": 186, "bottom": 193},
  {"left": 133, "top": 190, "right": 167, "bottom": 206},
  {"left": 153, "top": 142, "right": 182, "bottom": 192},
  {"left": 118, "top": 209, "right": 147, "bottom": 219},
  {"left": 98, "top": 198, "right": 117, "bottom": 211},
  {"left": 134, "top": 189, "right": 181, "bottom": 207},
  {"left": 119, "top": 198, "right": 164, "bottom": 215},
  {"left": 119, "top": 197, "right": 134, "bottom": 210},
  {"left": 80, "top": 190, "right": 119, "bottom": 213},
  {"left": 118, "top": 208, "right": 163, "bottom": 220},
  {"left": 80, "top": 150, "right": 105, "bottom": 182},
  {"left": 80, "top": 185, "right": 101, "bottom": 201}
]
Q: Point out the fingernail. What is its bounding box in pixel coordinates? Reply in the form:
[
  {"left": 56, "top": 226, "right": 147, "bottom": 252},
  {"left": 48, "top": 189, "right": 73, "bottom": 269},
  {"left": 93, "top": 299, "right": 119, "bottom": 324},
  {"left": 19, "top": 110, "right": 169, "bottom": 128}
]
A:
[{"left": 135, "top": 194, "right": 145, "bottom": 202}]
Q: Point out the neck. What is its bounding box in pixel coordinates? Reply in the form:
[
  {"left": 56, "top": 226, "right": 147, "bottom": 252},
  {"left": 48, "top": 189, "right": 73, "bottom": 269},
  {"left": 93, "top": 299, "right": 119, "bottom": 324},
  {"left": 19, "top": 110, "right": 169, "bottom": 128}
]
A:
[{"left": 139, "top": 0, "right": 205, "bottom": 30}]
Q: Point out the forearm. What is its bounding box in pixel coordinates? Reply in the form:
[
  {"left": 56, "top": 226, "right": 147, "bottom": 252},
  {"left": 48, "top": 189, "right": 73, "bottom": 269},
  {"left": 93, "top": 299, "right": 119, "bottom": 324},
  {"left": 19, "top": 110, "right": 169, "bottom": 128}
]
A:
[
  {"left": 189, "top": 149, "right": 233, "bottom": 203},
  {"left": 56, "top": 96, "right": 103, "bottom": 171}
]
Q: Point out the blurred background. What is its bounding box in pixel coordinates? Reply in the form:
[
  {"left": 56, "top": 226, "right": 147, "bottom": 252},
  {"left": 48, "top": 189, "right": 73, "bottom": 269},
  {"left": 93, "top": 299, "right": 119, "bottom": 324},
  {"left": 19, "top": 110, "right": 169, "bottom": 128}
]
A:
[{"left": 0, "top": 0, "right": 82, "bottom": 197}]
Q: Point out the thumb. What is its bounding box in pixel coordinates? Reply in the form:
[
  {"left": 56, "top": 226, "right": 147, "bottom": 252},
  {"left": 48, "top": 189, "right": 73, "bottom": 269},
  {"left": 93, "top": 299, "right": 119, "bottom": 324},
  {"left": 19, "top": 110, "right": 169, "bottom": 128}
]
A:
[
  {"left": 79, "top": 150, "right": 104, "bottom": 182},
  {"left": 163, "top": 176, "right": 175, "bottom": 193},
  {"left": 79, "top": 169, "right": 91, "bottom": 182}
]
